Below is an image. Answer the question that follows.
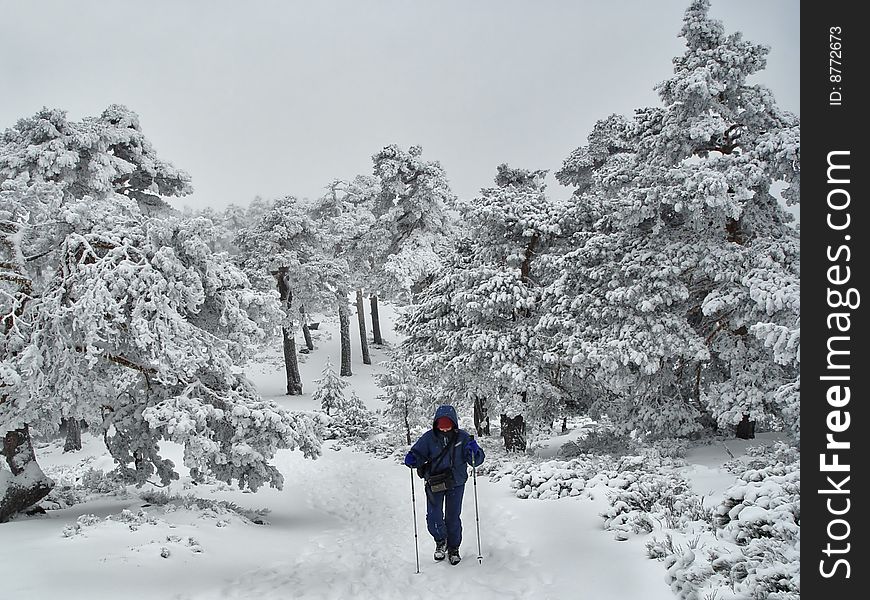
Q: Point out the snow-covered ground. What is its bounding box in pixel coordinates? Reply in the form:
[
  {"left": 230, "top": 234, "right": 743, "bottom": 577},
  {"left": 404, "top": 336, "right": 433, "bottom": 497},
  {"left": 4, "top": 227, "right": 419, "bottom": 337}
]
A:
[{"left": 0, "top": 304, "right": 776, "bottom": 599}]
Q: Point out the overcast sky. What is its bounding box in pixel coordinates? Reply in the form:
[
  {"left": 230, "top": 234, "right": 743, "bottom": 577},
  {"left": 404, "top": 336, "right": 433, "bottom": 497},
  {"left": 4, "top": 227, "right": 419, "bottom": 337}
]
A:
[{"left": 1, "top": 0, "right": 799, "bottom": 211}]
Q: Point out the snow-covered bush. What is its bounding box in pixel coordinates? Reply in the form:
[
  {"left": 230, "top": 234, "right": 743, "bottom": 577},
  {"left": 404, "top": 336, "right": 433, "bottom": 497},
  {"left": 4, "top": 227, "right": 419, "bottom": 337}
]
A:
[
  {"left": 321, "top": 395, "right": 375, "bottom": 441},
  {"left": 137, "top": 490, "right": 271, "bottom": 524},
  {"left": 646, "top": 437, "right": 691, "bottom": 459},
  {"left": 602, "top": 470, "right": 701, "bottom": 536},
  {"left": 61, "top": 514, "right": 104, "bottom": 537},
  {"left": 646, "top": 533, "right": 680, "bottom": 560},
  {"left": 312, "top": 362, "right": 375, "bottom": 441},
  {"left": 724, "top": 440, "right": 799, "bottom": 475},
  {"left": 473, "top": 439, "right": 520, "bottom": 480},
  {"left": 714, "top": 461, "right": 800, "bottom": 541},
  {"left": 139, "top": 489, "right": 175, "bottom": 506},
  {"left": 42, "top": 464, "right": 127, "bottom": 509},
  {"left": 651, "top": 448, "right": 800, "bottom": 600},
  {"left": 665, "top": 549, "right": 714, "bottom": 600},
  {"left": 510, "top": 456, "right": 606, "bottom": 500},
  {"left": 560, "top": 429, "right": 639, "bottom": 458},
  {"left": 352, "top": 431, "right": 408, "bottom": 460}
]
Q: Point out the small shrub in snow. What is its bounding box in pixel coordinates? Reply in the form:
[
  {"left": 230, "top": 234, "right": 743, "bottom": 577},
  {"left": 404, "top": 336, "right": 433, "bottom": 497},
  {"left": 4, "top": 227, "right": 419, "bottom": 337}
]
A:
[
  {"left": 348, "top": 430, "right": 407, "bottom": 460},
  {"left": 664, "top": 549, "right": 713, "bottom": 600},
  {"left": 136, "top": 491, "right": 270, "bottom": 524},
  {"left": 112, "top": 508, "right": 159, "bottom": 530},
  {"left": 44, "top": 466, "right": 127, "bottom": 509},
  {"left": 724, "top": 440, "right": 800, "bottom": 475},
  {"left": 646, "top": 437, "right": 691, "bottom": 459},
  {"left": 509, "top": 457, "right": 602, "bottom": 500},
  {"left": 710, "top": 540, "right": 799, "bottom": 600},
  {"left": 313, "top": 364, "right": 375, "bottom": 441},
  {"left": 655, "top": 452, "right": 800, "bottom": 600},
  {"left": 646, "top": 533, "right": 680, "bottom": 560},
  {"left": 714, "top": 461, "right": 799, "bottom": 543},
  {"left": 165, "top": 535, "right": 203, "bottom": 553},
  {"left": 560, "top": 429, "right": 638, "bottom": 458},
  {"left": 602, "top": 461, "right": 712, "bottom": 538},
  {"left": 140, "top": 489, "right": 174, "bottom": 506},
  {"left": 473, "top": 441, "right": 521, "bottom": 480},
  {"left": 662, "top": 495, "right": 714, "bottom": 530},
  {"left": 61, "top": 514, "right": 103, "bottom": 537},
  {"left": 328, "top": 396, "right": 376, "bottom": 440}
]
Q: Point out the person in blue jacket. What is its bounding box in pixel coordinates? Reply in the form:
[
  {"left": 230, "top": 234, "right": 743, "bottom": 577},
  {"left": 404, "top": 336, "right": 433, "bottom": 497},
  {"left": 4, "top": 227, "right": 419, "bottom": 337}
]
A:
[{"left": 403, "top": 404, "right": 485, "bottom": 565}]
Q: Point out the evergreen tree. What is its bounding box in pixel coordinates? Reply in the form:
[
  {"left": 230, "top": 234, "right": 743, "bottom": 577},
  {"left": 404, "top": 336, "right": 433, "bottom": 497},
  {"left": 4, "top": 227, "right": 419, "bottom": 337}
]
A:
[
  {"left": 370, "top": 144, "right": 456, "bottom": 302},
  {"left": 376, "top": 356, "right": 433, "bottom": 445},
  {"left": 309, "top": 178, "right": 380, "bottom": 364},
  {"left": 546, "top": 0, "right": 800, "bottom": 439},
  {"left": 313, "top": 360, "right": 351, "bottom": 416},
  {"left": 313, "top": 361, "right": 372, "bottom": 440},
  {"left": 1, "top": 106, "right": 321, "bottom": 521},
  {"left": 23, "top": 217, "right": 321, "bottom": 489},
  {"left": 236, "top": 196, "right": 351, "bottom": 389},
  {"left": 398, "top": 165, "right": 567, "bottom": 450},
  {"left": 1, "top": 104, "right": 191, "bottom": 519}
]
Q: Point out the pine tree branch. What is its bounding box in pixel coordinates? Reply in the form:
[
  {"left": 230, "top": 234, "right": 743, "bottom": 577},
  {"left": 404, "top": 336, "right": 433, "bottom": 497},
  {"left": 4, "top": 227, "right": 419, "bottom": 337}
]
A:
[
  {"left": 0, "top": 271, "right": 32, "bottom": 292},
  {"left": 73, "top": 346, "right": 158, "bottom": 375}
]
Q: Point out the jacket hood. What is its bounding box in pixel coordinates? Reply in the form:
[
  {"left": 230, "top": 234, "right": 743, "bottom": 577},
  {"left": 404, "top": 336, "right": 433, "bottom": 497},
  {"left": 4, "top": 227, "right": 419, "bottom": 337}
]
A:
[{"left": 432, "top": 404, "right": 459, "bottom": 430}]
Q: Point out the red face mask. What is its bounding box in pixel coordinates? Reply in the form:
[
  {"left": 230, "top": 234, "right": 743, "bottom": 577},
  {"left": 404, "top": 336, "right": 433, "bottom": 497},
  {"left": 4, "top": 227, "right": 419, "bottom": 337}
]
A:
[{"left": 436, "top": 416, "right": 454, "bottom": 431}]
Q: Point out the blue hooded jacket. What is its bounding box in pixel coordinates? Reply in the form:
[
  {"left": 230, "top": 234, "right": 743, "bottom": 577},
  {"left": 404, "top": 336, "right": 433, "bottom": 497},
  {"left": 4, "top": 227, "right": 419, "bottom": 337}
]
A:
[{"left": 409, "top": 405, "right": 485, "bottom": 488}]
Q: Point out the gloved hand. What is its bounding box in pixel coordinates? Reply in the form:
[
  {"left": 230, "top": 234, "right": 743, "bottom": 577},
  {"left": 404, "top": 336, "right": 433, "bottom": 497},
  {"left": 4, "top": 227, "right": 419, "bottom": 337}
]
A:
[
  {"left": 403, "top": 452, "right": 418, "bottom": 468},
  {"left": 466, "top": 438, "right": 481, "bottom": 455}
]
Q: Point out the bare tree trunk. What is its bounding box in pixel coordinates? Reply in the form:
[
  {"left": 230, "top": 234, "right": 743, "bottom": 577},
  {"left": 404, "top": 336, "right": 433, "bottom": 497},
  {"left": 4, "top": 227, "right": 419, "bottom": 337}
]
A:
[
  {"left": 299, "top": 305, "right": 314, "bottom": 351},
  {"left": 339, "top": 301, "right": 352, "bottom": 376},
  {"left": 276, "top": 267, "right": 302, "bottom": 395},
  {"left": 356, "top": 289, "right": 371, "bottom": 365},
  {"left": 500, "top": 414, "right": 526, "bottom": 452},
  {"left": 1, "top": 425, "right": 54, "bottom": 522},
  {"left": 370, "top": 294, "right": 383, "bottom": 346},
  {"left": 735, "top": 414, "right": 755, "bottom": 439},
  {"left": 473, "top": 395, "right": 490, "bottom": 436},
  {"left": 62, "top": 418, "right": 82, "bottom": 452},
  {"left": 301, "top": 323, "right": 314, "bottom": 351},
  {"left": 282, "top": 328, "right": 303, "bottom": 394}
]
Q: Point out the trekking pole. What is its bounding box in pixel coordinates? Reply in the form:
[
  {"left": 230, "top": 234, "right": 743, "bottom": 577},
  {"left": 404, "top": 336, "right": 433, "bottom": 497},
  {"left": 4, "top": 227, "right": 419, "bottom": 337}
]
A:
[
  {"left": 410, "top": 468, "right": 421, "bottom": 574},
  {"left": 470, "top": 435, "right": 483, "bottom": 564}
]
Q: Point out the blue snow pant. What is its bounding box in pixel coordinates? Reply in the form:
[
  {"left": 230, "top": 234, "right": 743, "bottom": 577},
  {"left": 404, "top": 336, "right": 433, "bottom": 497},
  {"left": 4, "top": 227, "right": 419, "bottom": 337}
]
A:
[{"left": 425, "top": 483, "right": 465, "bottom": 549}]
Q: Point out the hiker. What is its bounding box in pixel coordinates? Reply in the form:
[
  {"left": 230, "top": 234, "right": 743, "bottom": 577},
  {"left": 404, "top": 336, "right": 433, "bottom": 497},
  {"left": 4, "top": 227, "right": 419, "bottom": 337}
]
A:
[{"left": 403, "top": 404, "right": 485, "bottom": 565}]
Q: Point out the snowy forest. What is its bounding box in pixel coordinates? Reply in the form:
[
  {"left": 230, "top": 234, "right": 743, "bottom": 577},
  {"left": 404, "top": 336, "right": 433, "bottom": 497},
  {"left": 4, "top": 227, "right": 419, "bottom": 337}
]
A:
[{"left": 1, "top": 2, "right": 799, "bottom": 599}]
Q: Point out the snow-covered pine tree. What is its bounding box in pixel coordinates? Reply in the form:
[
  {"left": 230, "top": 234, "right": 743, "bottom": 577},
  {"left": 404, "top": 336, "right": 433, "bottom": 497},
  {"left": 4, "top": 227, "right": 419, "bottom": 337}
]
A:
[
  {"left": 309, "top": 178, "right": 380, "bottom": 364},
  {"left": 236, "top": 196, "right": 352, "bottom": 386},
  {"left": 1, "top": 105, "right": 193, "bottom": 519},
  {"left": 1, "top": 105, "right": 321, "bottom": 521},
  {"left": 0, "top": 105, "right": 192, "bottom": 214},
  {"left": 546, "top": 0, "right": 800, "bottom": 440},
  {"left": 313, "top": 360, "right": 350, "bottom": 417},
  {"left": 312, "top": 361, "right": 372, "bottom": 440},
  {"left": 218, "top": 203, "right": 250, "bottom": 254},
  {"left": 336, "top": 175, "right": 389, "bottom": 345},
  {"left": 398, "top": 165, "right": 568, "bottom": 450},
  {"left": 376, "top": 356, "right": 433, "bottom": 445},
  {"left": 370, "top": 144, "right": 456, "bottom": 302},
  {"left": 21, "top": 217, "right": 321, "bottom": 489}
]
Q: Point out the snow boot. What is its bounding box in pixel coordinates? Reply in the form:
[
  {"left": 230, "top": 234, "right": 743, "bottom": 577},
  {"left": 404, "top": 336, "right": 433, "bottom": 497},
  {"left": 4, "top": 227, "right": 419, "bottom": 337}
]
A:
[
  {"left": 434, "top": 540, "right": 447, "bottom": 561},
  {"left": 448, "top": 547, "right": 461, "bottom": 565}
]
